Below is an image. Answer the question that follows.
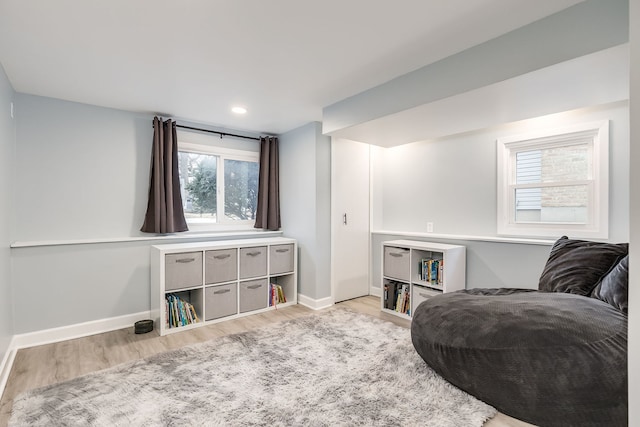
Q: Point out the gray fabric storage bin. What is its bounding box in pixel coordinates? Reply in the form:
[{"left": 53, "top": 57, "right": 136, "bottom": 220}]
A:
[
  {"left": 270, "top": 244, "right": 294, "bottom": 275},
  {"left": 239, "top": 246, "right": 267, "bottom": 279},
  {"left": 412, "top": 285, "right": 441, "bottom": 315},
  {"left": 383, "top": 246, "right": 410, "bottom": 281},
  {"left": 205, "top": 283, "right": 237, "bottom": 321},
  {"left": 165, "top": 252, "right": 203, "bottom": 291},
  {"left": 205, "top": 248, "right": 238, "bottom": 284},
  {"left": 239, "top": 279, "right": 268, "bottom": 313}
]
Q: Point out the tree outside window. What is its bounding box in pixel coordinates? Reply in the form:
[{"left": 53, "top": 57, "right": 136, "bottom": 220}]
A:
[{"left": 178, "top": 149, "right": 258, "bottom": 225}]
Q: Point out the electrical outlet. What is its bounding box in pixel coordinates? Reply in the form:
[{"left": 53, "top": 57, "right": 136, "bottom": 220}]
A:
[
  {"left": 427, "top": 222, "right": 434, "bottom": 232},
  {"left": 10, "top": 102, "right": 14, "bottom": 119}
]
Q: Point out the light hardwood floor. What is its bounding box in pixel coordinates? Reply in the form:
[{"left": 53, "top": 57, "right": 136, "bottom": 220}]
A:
[{"left": 0, "top": 296, "right": 533, "bottom": 426}]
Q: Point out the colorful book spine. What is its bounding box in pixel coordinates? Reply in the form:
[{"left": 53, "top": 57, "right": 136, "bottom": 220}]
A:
[
  {"left": 418, "top": 258, "right": 443, "bottom": 285},
  {"left": 165, "top": 294, "right": 199, "bottom": 328}
]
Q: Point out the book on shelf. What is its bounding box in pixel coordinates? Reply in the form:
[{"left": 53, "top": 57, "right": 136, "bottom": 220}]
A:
[
  {"left": 165, "top": 299, "right": 170, "bottom": 328},
  {"left": 388, "top": 282, "right": 410, "bottom": 315},
  {"left": 165, "top": 293, "right": 199, "bottom": 328},
  {"left": 400, "top": 284, "right": 410, "bottom": 315},
  {"left": 418, "top": 258, "right": 444, "bottom": 285},
  {"left": 384, "top": 281, "right": 397, "bottom": 310},
  {"left": 269, "top": 283, "right": 287, "bottom": 307},
  {"left": 383, "top": 284, "right": 389, "bottom": 307},
  {"left": 395, "top": 290, "right": 403, "bottom": 313}
]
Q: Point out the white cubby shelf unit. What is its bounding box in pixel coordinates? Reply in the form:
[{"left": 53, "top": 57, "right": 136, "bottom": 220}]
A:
[
  {"left": 151, "top": 237, "right": 297, "bottom": 336},
  {"left": 381, "top": 239, "right": 465, "bottom": 320}
]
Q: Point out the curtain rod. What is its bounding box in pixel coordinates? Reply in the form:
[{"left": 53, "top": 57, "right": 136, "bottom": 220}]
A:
[{"left": 175, "top": 124, "right": 261, "bottom": 141}]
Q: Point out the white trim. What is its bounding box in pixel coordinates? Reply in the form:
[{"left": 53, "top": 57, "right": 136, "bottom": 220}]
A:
[
  {"left": 12, "top": 311, "right": 151, "bottom": 350},
  {"left": 497, "top": 120, "right": 609, "bottom": 239},
  {"left": 178, "top": 141, "right": 260, "bottom": 161},
  {"left": 176, "top": 129, "right": 260, "bottom": 153},
  {"left": 330, "top": 139, "right": 337, "bottom": 305},
  {"left": 330, "top": 138, "right": 371, "bottom": 304},
  {"left": 369, "top": 286, "right": 382, "bottom": 298},
  {"left": 11, "top": 230, "right": 283, "bottom": 248},
  {"left": 177, "top": 138, "right": 260, "bottom": 229},
  {"left": 0, "top": 337, "right": 17, "bottom": 400},
  {"left": 372, "top": 230, "right": 556, "bottom": 246},
  {"left": 297, "top": 294, "right": 334, "bottom": 311},
  {"left": 1, "top": 310, "right": 151, "bottom": 399}
]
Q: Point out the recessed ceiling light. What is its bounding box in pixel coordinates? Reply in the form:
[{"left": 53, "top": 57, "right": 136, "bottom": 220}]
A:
[{"left": 231, "top": 106, "right": 247, "bottom": 114}]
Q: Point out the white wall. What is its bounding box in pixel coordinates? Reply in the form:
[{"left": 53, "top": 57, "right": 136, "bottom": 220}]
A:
[
  {"left": 279, "top": 122, "right": 331, "bottom": 301},
  {"left": 375, "top": 101, "right": 630, "bottom": 242},
  {"left": 369, "top": 101, "right": 629, "bottom": 291},
  {"left": 0, "top": 63, "right": 15, "bottom": 362},
  {"left": 628, "top": 0, "right": 639, "bottom": 422}
]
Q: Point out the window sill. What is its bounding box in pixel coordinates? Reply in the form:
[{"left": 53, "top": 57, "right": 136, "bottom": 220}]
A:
[{"left": 11, "top": 230, "right": 283, "bottom": 248}]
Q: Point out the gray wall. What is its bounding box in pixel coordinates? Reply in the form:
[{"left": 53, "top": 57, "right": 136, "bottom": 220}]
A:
[
  {"left": 323, "top": 0, "right": 629, "bottom": 134},
  {"left": 9, "top": 94, "right": 269, "bottom": 333},
  {"left": 628, "top": 0, "right": 639, "bottom": 419},
  {"left": 14, "top": 94, "right": 153, "bottom": 242},
  {"left": 0, "top": 64, "right": 15, "bottom": 360},
  {"left": 11, "top": 94, "right": 156, "bottom": 332},
  {"left": 279, "top": 122, "right": 331, "bottom": 300},
  {"left": 372, "top": 233, "right": 552, "bottom": 291},
  {"left": 13, "top": 242, "right": 152, "bottom": 332}
]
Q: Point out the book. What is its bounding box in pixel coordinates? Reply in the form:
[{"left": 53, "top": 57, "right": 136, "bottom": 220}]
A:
[
  {"left": 166, "top": 294, "right": 199, "bottom": 328},
  {"left": 386, "top": 282, "right": 397, "bottom": 310},
  {"left": 190, "top": 304, "right": 199, "bottom": 323},
  {"left": 418, "top": 258, "right": 444, "bottom": 285},
  {"left": 278, "top": 286, "right": 286, "bottom": 303},
  {"left": 269, "top": 283, "right": 287, "bottom": 308},
  {"left": 430, "top": 260, "right": 438, "bottom": 282}
]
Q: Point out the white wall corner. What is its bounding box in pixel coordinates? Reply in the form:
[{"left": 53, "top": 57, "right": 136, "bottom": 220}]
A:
[{"left": 297, "top": 294, "right": 334, "bottom": 311}]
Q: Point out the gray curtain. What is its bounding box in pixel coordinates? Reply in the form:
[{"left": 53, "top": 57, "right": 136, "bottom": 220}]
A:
[
  {"left": 141, "top": 117, "right": 189, "bottom": 233},
  {"left": 254, "top": 136, "right": 281, "bottom": 230}
]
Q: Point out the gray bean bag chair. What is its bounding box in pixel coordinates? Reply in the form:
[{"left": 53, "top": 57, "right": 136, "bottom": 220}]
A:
[{"left": 411, "top": 237, "right": 628, "bottom": 427}]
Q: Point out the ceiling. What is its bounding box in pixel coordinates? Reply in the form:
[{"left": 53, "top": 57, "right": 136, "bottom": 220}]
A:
[{"left": 0, "top": 0, "right": 583, "bottom": 135}]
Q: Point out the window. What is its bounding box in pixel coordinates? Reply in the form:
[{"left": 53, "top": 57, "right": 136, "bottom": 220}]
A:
[
  {"left": 497, "top": 121, "right": 609, "bottom": 238},
  {"left": 178, "top": 140, "right": 259, "bottom": 228}
]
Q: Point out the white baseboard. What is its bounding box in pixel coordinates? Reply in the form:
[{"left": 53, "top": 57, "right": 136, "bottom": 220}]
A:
[
  {"left": 0, "top": 336, "right": 17, "bottom": 400},
  {"left": 1, "top": 311, "right": 150, "bottom": 400},
  {"left": 369, "top": 286, "right": 382, "bottom": 298},
  {"left": 298, "top": 294, "right": 334, "bottom": 311},
  {"left": 12, "top": 310, "right": 151, "bottom": 350}
]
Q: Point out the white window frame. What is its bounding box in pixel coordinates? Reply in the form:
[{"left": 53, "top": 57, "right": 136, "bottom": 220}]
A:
[
  {"left": 496, "top": 121, "right": 609, "bottom": 239},
  {"left": 178, "top": 140, "right": 260, "bottom": 231}
]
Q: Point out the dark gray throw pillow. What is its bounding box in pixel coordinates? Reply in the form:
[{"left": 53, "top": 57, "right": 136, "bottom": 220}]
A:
[
  {"left": 538, "top": 236, "right": 628, "bottom": 295},
  {"left": 591, "top": 255, "right": 629, "bottom": 313}
]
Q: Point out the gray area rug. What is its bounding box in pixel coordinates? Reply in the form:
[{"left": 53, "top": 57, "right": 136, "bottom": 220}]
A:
[{"left": 10, "top": 309, "right": 496, "bottom": 426}]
